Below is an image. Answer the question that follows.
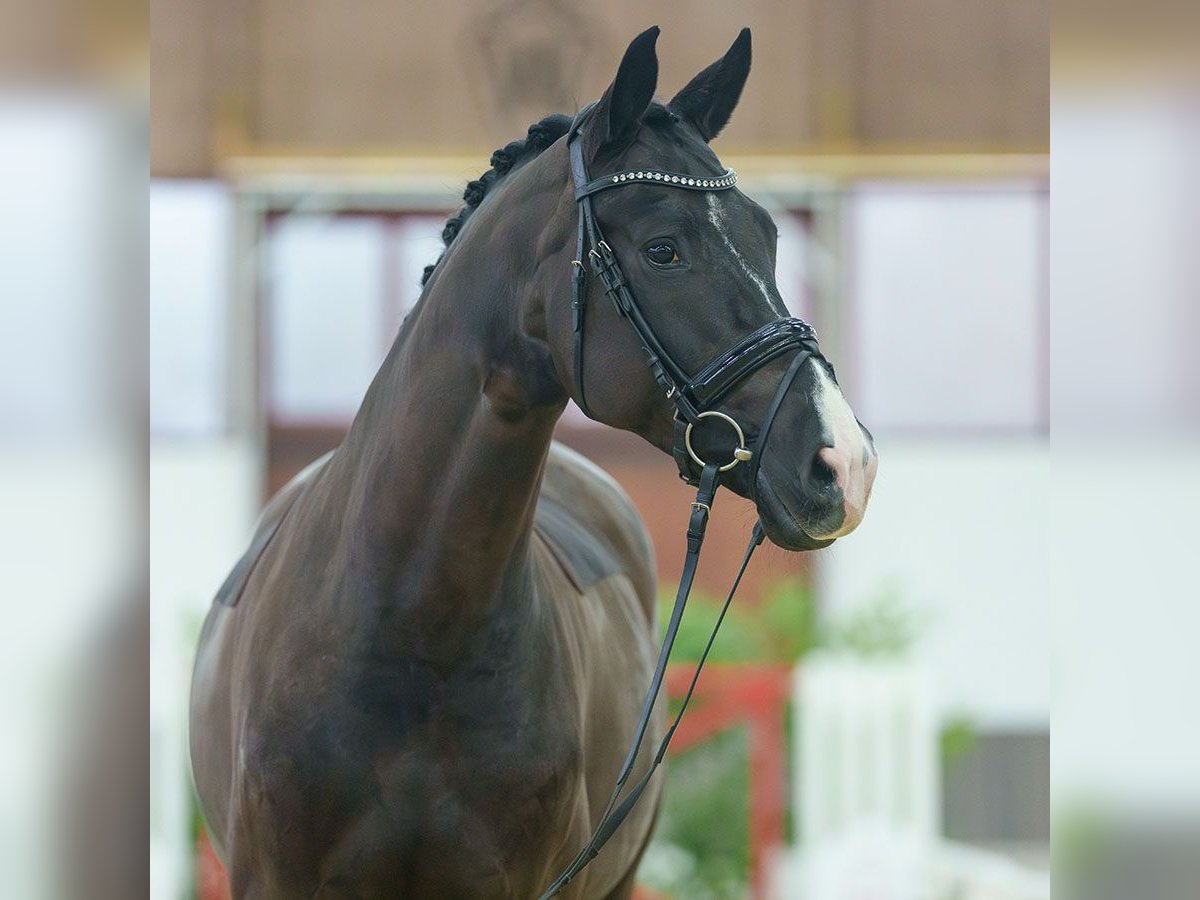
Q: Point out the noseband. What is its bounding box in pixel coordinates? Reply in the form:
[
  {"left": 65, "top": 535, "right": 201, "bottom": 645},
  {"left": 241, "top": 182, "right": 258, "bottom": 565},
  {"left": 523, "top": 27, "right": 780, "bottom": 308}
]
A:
[{"left": 540, "top": 108, "right": 831, "bottom": 897}]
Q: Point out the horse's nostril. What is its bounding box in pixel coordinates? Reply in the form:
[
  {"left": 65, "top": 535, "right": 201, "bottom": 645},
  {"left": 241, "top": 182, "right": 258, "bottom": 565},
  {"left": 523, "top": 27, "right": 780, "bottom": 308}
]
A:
[
  {"left": 805, "top": 446, "right": 851, "bottom": 499},
  {"left": 809, "top": 451, "right": 838, "bottom": 489}
]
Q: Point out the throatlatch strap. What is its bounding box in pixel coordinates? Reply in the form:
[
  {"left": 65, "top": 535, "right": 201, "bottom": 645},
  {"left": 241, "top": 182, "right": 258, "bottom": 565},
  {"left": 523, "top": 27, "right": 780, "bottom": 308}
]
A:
[{"left": 571, "top": 211, "right": 590, "bottom": 418}]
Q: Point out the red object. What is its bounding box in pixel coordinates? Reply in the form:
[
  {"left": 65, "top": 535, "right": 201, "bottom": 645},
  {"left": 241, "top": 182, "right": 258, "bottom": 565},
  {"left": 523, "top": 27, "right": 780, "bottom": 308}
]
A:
[
  {"left": 665, "top": 663, "right": 791, "bottom": 900},
  {"left": 196, "top": 664, "right": 792, "bottom": 900},
  {"left": 196, "top": 830, "right": 231, "bottom": 900}
]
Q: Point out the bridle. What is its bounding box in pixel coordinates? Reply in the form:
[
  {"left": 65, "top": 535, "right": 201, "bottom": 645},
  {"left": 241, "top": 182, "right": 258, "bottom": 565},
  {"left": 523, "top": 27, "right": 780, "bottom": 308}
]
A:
[
  {"left": 566, "top": 103, "right": 824, "bottom": 491},
  {"left": 540, "top": 105, "right": 831, "bottom": 898}
]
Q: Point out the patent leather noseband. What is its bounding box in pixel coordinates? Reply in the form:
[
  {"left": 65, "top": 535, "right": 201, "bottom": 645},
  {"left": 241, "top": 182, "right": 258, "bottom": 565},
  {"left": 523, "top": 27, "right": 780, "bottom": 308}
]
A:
[{"left": 540, "top": 105, "right": 830, "bottom": 898}]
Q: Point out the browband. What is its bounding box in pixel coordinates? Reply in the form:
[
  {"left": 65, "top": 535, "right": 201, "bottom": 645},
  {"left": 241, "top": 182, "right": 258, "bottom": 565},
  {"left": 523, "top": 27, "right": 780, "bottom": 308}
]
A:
[
  {"left": 566, "top": 101, "right": 739, "bottom": 201},
  {"left": 575, "top": 167, "right": 738, "bottom": 199}
]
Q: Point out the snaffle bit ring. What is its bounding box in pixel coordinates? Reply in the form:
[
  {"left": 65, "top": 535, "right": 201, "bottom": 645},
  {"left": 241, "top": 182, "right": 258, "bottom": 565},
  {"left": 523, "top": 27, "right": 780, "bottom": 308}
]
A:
[{"left": 684, "top": 410, "right": 753, "bottom": 472}]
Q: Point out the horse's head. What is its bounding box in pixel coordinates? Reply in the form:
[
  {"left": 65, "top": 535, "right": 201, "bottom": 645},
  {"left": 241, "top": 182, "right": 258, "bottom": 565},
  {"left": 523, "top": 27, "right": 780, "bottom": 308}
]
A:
[{"left": 550, "top": 27, "right": 876, "bottom": 550}]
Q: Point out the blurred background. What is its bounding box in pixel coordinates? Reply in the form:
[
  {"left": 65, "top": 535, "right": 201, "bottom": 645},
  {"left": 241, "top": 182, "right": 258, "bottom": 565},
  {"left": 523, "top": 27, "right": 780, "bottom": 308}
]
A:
[
  {"left": 147, "top": 2, "right": 1051, "bottom": 897},
  {"left": 2, "top": 0, "right": 1194, "bottom": 896}
]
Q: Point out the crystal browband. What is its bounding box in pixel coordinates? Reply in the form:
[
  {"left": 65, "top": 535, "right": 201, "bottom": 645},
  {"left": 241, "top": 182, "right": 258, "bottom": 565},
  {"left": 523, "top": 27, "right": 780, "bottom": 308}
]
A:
[{"left": 575, "top": 168, "right": 738, "bottom": 199}]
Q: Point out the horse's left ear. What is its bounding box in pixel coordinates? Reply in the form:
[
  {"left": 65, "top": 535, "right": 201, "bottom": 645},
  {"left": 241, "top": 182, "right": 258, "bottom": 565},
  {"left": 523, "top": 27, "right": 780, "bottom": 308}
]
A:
[
  {"left": 586, "top": 26, "right": 660, "bottom": 158},
  {"left": 668, "top": 28, "right": 752, "bottom": 142}
]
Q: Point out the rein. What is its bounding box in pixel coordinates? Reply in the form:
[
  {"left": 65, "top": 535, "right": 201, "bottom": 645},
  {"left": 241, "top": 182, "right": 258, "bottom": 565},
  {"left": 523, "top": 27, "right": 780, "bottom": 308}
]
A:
[{"left": 539, "top": 107, "right": 827, "bottom": 897}]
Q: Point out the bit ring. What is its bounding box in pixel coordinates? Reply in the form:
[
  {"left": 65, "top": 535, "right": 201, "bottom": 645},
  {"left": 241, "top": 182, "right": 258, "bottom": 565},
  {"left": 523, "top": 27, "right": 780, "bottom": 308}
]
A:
[{"left": 684, "top": 410, "right": 752, "bottom": 472}]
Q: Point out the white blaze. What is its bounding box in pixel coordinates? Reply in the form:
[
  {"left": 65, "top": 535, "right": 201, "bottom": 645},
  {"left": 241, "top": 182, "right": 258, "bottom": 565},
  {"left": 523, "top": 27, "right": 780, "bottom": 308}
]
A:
[
  {"left": 706, "top": 194, "right": 788, "bottom": 316},
  {"left": 811, "top": 362, "right": 877, "bottom": 538}
]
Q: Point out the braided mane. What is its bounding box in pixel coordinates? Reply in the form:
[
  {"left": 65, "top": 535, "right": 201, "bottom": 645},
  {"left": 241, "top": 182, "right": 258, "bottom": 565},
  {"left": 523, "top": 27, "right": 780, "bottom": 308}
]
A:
[{"left": 421, "top": 113, "right": 573, "bottom": 286}]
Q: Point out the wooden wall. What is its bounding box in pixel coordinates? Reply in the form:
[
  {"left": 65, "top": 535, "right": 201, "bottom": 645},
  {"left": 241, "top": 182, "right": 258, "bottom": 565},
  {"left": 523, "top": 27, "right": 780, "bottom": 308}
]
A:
[{"left": 151, "top": 0, "right": 1048, "bottom": 176}]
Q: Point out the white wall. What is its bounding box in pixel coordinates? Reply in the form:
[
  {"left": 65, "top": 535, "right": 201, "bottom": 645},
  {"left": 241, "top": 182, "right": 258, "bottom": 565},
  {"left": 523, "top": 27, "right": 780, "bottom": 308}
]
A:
[
  {"left": 817, "top": 439, "right": 1051, "bottom": 730},
  {"left": 150, "top": 182, "right": 233, "bottom": 436},
  {"left": 1051, "top": 442, "right": 1200, "bottom": 810},
  {"left": 824, "top": 179, "right": 1050, "bottom": 732},
  {"left": 1050, "top": 83, "right": 1200, "bottom": 813},
  {"left": 0, "top": 443, "right": 136, "bottom": 899},
  {"left": 150, "top": 438, "right": 261, "bottom": 900},
  {"left": 846, "top": 182, "right": 1047, "bottom": 434}
]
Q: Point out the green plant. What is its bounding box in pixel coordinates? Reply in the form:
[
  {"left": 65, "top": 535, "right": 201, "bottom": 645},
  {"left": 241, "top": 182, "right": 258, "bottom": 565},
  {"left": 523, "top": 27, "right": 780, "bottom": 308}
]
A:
[
  {"left": 939, "top": 713, "right": 980, "bottom": 771},
  {"left": 657, "top": 578, "right": 819, "bottom": 664},
  {"left": 641, "top": 729, "right": 751, "bottom": 899},
  {"left": 659, "top": 579, "right": 921, "bottom": 664},
  {"left": 823, "top": 587, "right": 926, "bottom": 659}
]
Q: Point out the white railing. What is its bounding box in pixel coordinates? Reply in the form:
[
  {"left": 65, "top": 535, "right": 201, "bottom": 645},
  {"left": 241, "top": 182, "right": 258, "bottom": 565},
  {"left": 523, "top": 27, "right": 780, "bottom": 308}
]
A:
[
  {"left": 796, "top": 656, "right": 939, "bottom": 849},
  {"left": 769, "top": 655, "right": 1048, "bottom": 900}
]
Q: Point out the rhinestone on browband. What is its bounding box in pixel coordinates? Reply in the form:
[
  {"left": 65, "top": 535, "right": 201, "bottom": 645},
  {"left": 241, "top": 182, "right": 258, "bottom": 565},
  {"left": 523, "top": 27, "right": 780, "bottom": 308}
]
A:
[{"left": 609, "top": 169, "right": 737, "bottom": 189}]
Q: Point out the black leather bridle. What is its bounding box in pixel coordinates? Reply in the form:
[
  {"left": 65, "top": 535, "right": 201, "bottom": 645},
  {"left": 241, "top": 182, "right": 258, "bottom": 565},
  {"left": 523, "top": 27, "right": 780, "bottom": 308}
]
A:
[
  {"left": 540, "top": 106, "right": 830, "bottom": 898},
  {"left": 566, "top": 103, "right": 824, "bottom": 490}
]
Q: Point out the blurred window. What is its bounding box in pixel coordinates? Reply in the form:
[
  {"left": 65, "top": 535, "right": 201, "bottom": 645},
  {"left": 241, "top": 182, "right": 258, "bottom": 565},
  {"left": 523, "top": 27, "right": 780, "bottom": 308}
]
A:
[
  {"left": 1052, "top": 93, "right": 1200, "bottom": 434},
  {"left": 264, "top": 213, "right": 444, "bottom": 425},
  {"left": 150, "top": 180, "right": 232, "bottom": 436},
  {"left": 774, "top": 210, "right": 818, "bottom": 322},
  {"left": 1, "top": 100, "right": 114, "bottom": 439},
  {"left": 848, "top": 182, "right": 1048, "bottom": 434}
]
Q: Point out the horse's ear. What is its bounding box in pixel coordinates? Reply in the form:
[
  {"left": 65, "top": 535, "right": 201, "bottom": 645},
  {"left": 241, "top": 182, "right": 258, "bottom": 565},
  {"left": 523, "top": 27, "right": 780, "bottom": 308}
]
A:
[
  {"left": 587, "top": 26, "right": 660, "bottom": 156},
  {"left": 668, "top": 28, "right": 752, "bottom": 142}
]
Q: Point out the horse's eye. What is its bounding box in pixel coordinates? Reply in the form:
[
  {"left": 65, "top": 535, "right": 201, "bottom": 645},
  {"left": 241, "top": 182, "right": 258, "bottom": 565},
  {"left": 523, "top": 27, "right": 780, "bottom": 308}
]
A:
[{"left": 644, "top": 242, "right": 680, "bottom": 266}]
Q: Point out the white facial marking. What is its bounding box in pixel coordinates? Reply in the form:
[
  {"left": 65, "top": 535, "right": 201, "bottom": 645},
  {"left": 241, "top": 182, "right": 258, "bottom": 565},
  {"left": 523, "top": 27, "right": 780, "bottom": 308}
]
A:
[
  {"left": 706, "top": 194, "right": 787, "bottom": 317},
  {"left": 811, "top": 362, "right": 877, "bottom": 539},
  {"left": 812, "top": 364, "right": 861, "bottom": 455}
]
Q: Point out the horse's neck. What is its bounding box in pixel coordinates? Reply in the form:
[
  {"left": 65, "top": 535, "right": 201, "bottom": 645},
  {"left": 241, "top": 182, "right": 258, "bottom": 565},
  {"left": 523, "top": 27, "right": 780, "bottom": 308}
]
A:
[{"left": 332, "top": 182, "right": 569, "bottom": 665}]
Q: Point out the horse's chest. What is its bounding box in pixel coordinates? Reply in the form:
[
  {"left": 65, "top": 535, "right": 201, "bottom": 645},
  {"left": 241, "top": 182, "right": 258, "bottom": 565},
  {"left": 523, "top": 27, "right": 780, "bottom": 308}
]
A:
[
  {"left": 398, "top": 727, "right": 581, "bottom": 853},
  {"left": 414, "top": 680, "right": 584, "bottom": 834},
  {"left": 250, "top": 665, "right": 586, "bottom": 894}
]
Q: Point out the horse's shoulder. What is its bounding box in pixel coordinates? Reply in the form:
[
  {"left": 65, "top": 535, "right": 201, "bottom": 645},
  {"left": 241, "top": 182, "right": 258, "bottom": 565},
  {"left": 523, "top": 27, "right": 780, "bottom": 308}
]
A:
[
  {"left": 542, "top": 441, "right": 639, "bottom": 522},
  {"left": 213, "top": 451, "right": 334, "bottom": 607},
  {"left": 534, "top": 442, "right": 655, "bottom": 599}
]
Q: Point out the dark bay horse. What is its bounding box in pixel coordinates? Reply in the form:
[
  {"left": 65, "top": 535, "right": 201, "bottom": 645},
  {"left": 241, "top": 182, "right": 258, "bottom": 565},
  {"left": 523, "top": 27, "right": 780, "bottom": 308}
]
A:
[{"left": 190, "top": 27, "right": 876, "bottom": 899}]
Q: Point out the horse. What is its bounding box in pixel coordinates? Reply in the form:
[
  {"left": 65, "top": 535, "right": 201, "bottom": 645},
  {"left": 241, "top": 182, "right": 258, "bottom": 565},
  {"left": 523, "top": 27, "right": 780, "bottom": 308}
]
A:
[{"left": 190, "top": 26, "right": 877, "bottom": 899}]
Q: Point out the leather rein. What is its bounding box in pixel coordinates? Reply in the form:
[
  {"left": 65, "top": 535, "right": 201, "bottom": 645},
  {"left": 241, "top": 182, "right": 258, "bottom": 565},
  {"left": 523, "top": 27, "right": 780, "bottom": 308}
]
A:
[{"left": 540, "top": 106, "right": 829, "bottom": 897}]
